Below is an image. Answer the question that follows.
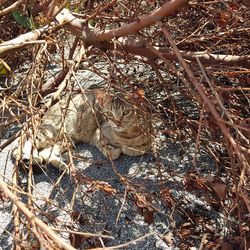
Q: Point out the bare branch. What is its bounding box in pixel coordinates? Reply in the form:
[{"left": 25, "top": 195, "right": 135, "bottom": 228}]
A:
[
  {"left": 160, "top": 25, "right": 250, "bottom": 176},
  {"left": 94, "top": 0, "right": 188, "bottom": 42},
  {"left": 0, "top": 0, "right": 26, "bottom": 17},
  {"left": 0, "top": 25, "right": 51, "bottom": 55},
  {"left": 0, "top": 179, "right": 76, "bottom": 250}
]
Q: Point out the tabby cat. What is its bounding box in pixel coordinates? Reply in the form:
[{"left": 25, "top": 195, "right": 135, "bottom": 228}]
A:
[{"left": 12, "top": 89, "right": 152, "bottom": 169}]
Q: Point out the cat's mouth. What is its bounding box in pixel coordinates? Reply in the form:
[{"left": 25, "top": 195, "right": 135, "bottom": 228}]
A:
[{"left": 109, "top": 120, "right": 128, "bottom": 131}]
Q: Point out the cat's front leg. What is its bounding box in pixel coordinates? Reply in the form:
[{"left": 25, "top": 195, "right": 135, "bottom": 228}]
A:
[
  {"left": 121, "top": 145, "right": 147, "bottom": 156},
  {"left": 92, "top": 128, "right": 122, "bottom": 160},
  {"left": 101, "top": 143, "right": 122, "bottom": 160},
  {"left": 12, "top": 139, "right": 43, "bottom": 165}
]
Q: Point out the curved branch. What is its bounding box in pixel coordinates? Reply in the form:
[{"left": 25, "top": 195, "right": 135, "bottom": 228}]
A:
[
  {"left": 1, "top": 1, "right": 249, "bottom": 67},
  {"left": 94, "top": 0, "right": 188, "bottom": 42},
  {"left": 52, "top": 0, "right": 188, "bottom": 43},
  {"left": 102, "top": 41, "right": 250, "bottom": 67}
]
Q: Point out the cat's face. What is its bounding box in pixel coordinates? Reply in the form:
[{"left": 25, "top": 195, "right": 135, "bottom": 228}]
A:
[
  {"left": 95, "top": 90, "right": 138, "bottom": 131},
  {"left": 103, "top": 96, "right": 138, "bottom": 131}
]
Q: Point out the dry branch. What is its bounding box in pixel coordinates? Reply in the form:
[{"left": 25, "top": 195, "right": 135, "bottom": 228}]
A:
[
  {"left": 0, "top": 179, "right": 76, "bottom": 250},
  {"left": 160, "top": 26, "right": 250, "bottom": 178},
  {"left": 0, "top": 0, "right": 26, "bottom": 17},
  {"left": 0, "top": 25, "right": 51, "bottom": 55},
  {"left": 94, "top": 0, "right": 188, "bottom": 42},
  {"left": 1, "top": 0, "right": 249, "bottom": 67},
  {"left": 104, "top": 41, "right": 250, "bottom": 67}
]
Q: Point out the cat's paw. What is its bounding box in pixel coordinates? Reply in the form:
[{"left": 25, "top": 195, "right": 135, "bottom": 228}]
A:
[
  {"left": 12, "top": 140, "right": 41, "bottom": 164},
  {"left": 102, "top": 144, "right": 122, "bottom": 160},
  {"left": 48, "top": 157, "right": 67, "bottom": 171}
]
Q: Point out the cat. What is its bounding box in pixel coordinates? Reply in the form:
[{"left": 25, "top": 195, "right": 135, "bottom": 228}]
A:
[{"left": 12, "top": 89, "right": 152, "bottom": 169}]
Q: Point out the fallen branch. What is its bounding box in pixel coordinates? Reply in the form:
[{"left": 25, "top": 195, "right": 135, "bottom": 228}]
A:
[{"left": 0, "top": 25, "right": 52, "bottom": 55}]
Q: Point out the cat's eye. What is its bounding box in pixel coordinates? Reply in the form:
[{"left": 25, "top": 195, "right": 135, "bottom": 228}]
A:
[
  {"left": 106, "top": 111, "right": 113, "bottom": 117},
  {"left": 123, "top": 110, "right": 130, "bottom": 116}
]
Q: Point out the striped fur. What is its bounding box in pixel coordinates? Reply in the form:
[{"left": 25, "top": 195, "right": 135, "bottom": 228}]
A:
[{"left": 12, "top": 89, "right": 152, "bottom": 169}]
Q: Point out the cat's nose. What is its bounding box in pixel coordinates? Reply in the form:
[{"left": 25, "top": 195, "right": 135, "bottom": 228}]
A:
[{"left": 114, "top": 120, "right": 121, "bottom": 126}]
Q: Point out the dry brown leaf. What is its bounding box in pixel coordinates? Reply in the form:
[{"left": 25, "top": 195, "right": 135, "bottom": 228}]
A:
[
  {"left": 212, "top": 182, "right": 227, "bottom": 201},
  {"left": 185, "top": 172, "right": 206, "bottom": 191},
  {"left": 205, "top": 176, "right": 228, "bottom": 201},
  {"left": 160, "top": 188, "right": 176, "bottom": 208},
  {"left": 132, "top": 86, "right": 145, "bottom": 100},
  {"left": 179, "top": 223, "right": 193, "bottom": 239},
  {"left": 88, "top": 181, "right": 117, "bottom": 195},
  {"left": 143, "top": 209, "right": 154, "bottom": 225},
  {"left": 180, "top": 227, "right": 191, "bottom": 238},
  {"left": 134, "top": 193, "right": 155, "bottom": 224}
]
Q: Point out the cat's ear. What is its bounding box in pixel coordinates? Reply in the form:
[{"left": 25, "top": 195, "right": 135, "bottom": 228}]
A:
[{"left": 95, "top": 89, "right": 111, "bottom": 107}]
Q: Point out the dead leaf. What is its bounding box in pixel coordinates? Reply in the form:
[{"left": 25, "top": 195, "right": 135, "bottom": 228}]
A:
[
  {"left": 134, "top": 193, "right": 155, "bottom": 224},
  {"left": 160, "top": 188, "right": 176, "bottom": 208},
  {"left": 179, "top": 223, "right": 193, "bottom": 239},
  {"left": 215, "top": 10, "right": 233, "bottom": 27},
  {"left": 205, "top": 176, "right": 228, "bottom": 201},
  {"left": 133, "top": 86, "right": 145, "bottom": 100},
  {"left": 185, "top": 172, "right": 206, "bottom": 191},
  {"left": 212, "top": 182, "right": 227, "bottom": 200},
  {"left": 143, "top": 209, "right": 154, "bottom": 225},
  {"left": 180, "top": 228, "right": 191, "bottom": 238},
  {"left": 88, "top": 181, "right": 117, "bottom": 195}
]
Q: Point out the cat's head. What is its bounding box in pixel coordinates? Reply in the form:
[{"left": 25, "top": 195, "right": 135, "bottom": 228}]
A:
[{"left": 95, "top": 90, "right": 142, "bottom": 132}]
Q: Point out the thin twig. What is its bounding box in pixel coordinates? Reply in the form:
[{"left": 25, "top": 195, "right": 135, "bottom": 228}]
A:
[
  {"left": 88, "top": 232, "right": 155, "bottom": 250},
  {"left": 51, "top": 227, "right": 114, "bottom": 239}
]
